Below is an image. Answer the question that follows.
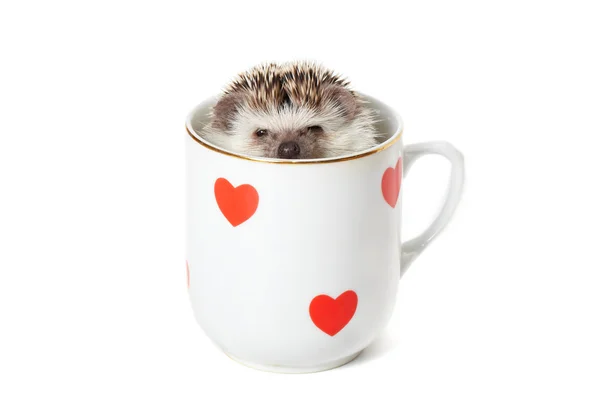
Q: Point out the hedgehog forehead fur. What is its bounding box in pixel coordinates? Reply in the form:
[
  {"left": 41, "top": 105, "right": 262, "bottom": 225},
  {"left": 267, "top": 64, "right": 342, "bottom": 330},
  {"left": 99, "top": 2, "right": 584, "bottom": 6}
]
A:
[{"left": 222, "top": 61, "right": 354, "bottom": 111}]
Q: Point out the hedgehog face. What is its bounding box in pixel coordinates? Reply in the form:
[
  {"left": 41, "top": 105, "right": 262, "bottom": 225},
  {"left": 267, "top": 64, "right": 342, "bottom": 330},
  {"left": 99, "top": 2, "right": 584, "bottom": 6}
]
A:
[
  {"left": 246, "top": 124, "right": 325, "bottom": 160},
  {"left": 225, "top": 102, "right": 359, "bottom": 159}
]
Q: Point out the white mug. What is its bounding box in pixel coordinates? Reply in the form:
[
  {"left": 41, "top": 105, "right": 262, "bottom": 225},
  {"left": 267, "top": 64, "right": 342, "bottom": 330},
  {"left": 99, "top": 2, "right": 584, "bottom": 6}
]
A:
[{"left": 185, "top": 94, "right": 464, "bottom": 373}]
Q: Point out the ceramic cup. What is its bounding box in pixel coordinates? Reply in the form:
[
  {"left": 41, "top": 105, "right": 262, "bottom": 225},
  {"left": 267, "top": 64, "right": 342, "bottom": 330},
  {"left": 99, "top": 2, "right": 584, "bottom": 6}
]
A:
[{"left": 185, "top": 94, "right": 464, "bottom": 373}]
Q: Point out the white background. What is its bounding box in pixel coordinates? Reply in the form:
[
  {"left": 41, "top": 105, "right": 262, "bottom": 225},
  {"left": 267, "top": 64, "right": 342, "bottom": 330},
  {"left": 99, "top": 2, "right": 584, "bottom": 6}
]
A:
[{"left": 1, "top": 0, "right": 599, "bottom": 399}]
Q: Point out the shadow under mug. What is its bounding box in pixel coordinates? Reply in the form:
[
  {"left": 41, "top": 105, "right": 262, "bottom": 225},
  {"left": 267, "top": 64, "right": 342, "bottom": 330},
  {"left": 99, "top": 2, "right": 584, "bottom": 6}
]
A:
[{"left": 185, "top": 94, "right": 464, "bottom": 373}]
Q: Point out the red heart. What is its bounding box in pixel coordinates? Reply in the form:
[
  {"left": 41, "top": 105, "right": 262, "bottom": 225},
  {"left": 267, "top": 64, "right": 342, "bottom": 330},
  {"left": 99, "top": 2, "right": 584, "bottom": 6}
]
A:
[
  {"left": 186, "top": 260, "right": 190, "bottom": 289},
  {"left": 381, "top": 158, "right": 402, "bottom": 208},
  {"left": 309, "top": 290, "right": 358, "bottom": 336},
  {"left": 214, "top": 178, "right": 259, "bottom": 227}
]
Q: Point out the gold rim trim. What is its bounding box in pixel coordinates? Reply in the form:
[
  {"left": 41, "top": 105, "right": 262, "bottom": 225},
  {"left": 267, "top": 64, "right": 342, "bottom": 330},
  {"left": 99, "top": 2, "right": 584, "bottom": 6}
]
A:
[{"left": 185, "top": 125, "right": 403, "bottom": 164}]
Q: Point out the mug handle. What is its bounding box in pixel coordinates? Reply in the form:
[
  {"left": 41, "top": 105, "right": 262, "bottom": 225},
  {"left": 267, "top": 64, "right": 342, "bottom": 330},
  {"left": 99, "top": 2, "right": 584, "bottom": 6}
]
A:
[{"left": 400, "top": 141, "right": 465, "bottom": 277}]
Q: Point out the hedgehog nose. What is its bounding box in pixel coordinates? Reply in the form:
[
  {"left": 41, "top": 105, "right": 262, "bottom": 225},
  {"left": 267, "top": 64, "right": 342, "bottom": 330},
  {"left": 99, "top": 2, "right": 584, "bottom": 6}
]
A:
[{"left": 278, "top": 141, "right": 301, "bottom": 158}]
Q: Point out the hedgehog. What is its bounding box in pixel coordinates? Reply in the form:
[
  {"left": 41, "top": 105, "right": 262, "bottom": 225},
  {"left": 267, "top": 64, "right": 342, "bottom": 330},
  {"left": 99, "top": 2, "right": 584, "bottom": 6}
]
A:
[{"left": 198, "top": 61, "right": 382, "bottom": 159}]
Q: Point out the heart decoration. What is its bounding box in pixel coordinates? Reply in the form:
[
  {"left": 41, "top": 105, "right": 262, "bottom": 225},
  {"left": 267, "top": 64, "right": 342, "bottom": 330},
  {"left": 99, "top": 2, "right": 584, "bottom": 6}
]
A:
[
  {"left": 214, "top": 178, "right": 259, "bottom": 227},
  {"left": 186, "top": 260, "right": 190, "bottom": 289},
  {"left": 309, "top": 290, "right": 358, "bottom": 336},
  {"left": 381, "top": 158, "right": 402, "bottom": 208}
]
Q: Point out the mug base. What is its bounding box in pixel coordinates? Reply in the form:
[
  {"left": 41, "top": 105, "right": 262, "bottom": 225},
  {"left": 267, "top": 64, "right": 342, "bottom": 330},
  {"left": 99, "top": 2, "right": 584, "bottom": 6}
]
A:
[{"left": 224, "top": 351, "right": 362, "bottom": 374}]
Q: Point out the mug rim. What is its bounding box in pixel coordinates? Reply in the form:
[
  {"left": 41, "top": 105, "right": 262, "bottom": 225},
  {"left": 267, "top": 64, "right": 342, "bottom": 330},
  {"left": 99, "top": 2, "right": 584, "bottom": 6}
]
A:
[{"left": 185, "top": 92, "right": 404, "bottom": 164}]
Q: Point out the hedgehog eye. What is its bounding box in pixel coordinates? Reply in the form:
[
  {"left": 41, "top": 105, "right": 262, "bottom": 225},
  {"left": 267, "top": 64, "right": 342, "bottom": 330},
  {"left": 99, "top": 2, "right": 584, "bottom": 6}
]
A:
[
  {"left": 307, "top": 126, "right": 323, "bottom": 134},
  {"left": 255, "top": 129, "right": 268, "bottom": 137}
]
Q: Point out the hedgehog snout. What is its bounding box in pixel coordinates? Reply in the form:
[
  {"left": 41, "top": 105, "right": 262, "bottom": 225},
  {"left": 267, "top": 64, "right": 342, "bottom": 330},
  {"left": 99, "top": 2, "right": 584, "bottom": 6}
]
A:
[{"left": 277, "top": 141, "right": 301, "bottom": 159}]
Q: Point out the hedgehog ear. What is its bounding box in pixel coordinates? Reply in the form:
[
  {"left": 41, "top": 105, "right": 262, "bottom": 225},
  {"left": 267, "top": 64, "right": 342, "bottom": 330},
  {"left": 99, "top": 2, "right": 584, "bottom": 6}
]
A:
[
  {"left": 322, "top": 84, "right": 359, "bottom": 121},
  {"left": 211, "top": 92, "right": 246, "bottom": 131}
]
